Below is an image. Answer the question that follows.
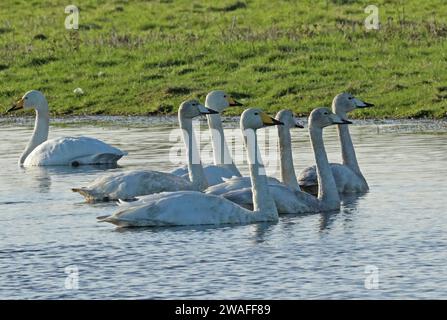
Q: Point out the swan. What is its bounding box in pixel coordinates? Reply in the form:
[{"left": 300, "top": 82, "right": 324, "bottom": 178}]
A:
[
  {"left": 6, "top": 90, "right": 127, "bottom": 166},
  {"left": 298, "top": 93, "right": 374, "bottom": 194},
  {"left": 210, "top": 108, "right": 351, "bottom": 213},
  {"left": 97, "top": 108, "right": 281, "bottom": 227},
  {"left": 72, "top": 100, "right": 218, "bottom": 202},
  {"left": 170, "top": 90, "right": 243, "bottom": 185},
  {"left": 204, "top": 109, "right": 302, "bottom": 200}
]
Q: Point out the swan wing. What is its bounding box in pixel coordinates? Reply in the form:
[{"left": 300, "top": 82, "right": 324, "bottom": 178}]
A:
[
  {"left": 205, "top": 177, "right": 251, "bottom": 195},
  {"left": 173, "top": 164, "right": 237, "bottom": 186},
  {"left": 221, "top": 184, "right": 319, "bottom": 214},
  {"left": 72, "top": 170, "right": 193, "bottom": 202},
  {"left": 24, "top": 136, "right": 126, "bottom": 166},
  {"left": 98, "top": 191, "right": 270, "bottom": 227},
  {"left": 169, "top": 165, "right": 188, "bottom": 176},
  {"left": 205, "top": 176, "right": 283, "bottom": 196},
  {"left": 330, "top": 164, "right": 369, "bottom": 193}
]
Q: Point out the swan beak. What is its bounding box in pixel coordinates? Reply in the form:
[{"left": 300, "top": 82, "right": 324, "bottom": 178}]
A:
[
  {"left": 261, "top": 112, "right": 284, "bottom": 126},
  {"left": 227, "top": 96, "right": 243, "bottom": 107},
  {"left": 7, "top": 98, "right": 24, "bottom": 113},
  {"left": 198, "top": 104, "right": 219, "bottom": 115},
  {"left": 335, "top": 119, "right": 352, "bottom": 125},
  {"left": 354, "top": 98, "right": 374, "bottom": 108},
  {"left": 331, "top": 113, "right": 352, "bottom": 125}
]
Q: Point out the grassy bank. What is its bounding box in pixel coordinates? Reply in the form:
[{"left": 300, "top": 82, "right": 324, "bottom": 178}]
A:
[{"left": 0, "top": 0, "right": 446, "bottom": 118}]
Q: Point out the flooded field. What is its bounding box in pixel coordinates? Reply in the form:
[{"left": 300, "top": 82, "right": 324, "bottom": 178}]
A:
[{"left": 0, "top": 117, "right": 446, "bottom": 299}]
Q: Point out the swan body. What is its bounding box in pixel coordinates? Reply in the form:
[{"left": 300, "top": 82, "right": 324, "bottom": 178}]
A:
[
  {"left": 73, "top": 100, "right": 217, "bottom": 202},
  {"left": 221, "top": 184, "right": 320, "bottom": 213},
  {"left": 170, "top": 164, "right": 237, "bottom": 186},
  {"left": 205, "top": 177, "right": 316, "bottom": 213},
  {"left": 101, "top": 191, "right": 273, "bottom": 227},
  {"left": 8, "top": 90, "right": 126, "bottom": 166},
  {"left": 170, "top": 90, "right": 242, "bottom": 185},
  {"left": 98, "top": 108, "right": 280, "bottom": 228},
  {"left": 23, "top": 136, "right": 126, "bottom": 166},
  {"left": 72, "top": 170, "right": 194, "bottom": 202},
  {"left": 204, "top": 172, "right": 297, "bottom": 212},
  {"left": 204, "top": 176, "right": 282, "bottom": 196},
  {"left": 298, "top": 93, "right": 373, "bottom": 194},
  {"left": 298, "top": 163, "right": 367, "bottom": 195},
  {"left": 210, "top": 108, "right": 350, "bottom": 213}
]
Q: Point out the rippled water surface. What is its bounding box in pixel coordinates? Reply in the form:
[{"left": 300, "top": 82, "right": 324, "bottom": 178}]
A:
[{"left": 0, "top": 118, "right": 446, "bottom": 299}]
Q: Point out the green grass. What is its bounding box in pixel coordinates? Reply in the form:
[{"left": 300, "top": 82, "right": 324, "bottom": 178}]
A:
[{"left": 0, "top": 0, "right": 446, "bottom": 118}]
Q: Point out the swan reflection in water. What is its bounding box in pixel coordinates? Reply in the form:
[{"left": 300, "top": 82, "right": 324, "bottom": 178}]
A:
[
  {"left": 21, "top": 164, "right": 121, "bottom": 194},
  {"left": 318, "top": 192, "right": 368, "bottom": 231}
]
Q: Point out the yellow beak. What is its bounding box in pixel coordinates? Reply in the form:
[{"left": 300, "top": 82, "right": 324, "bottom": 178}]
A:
[
  {"left": 7, "top": 97, "right": 25, "bottom": 113},
  {"left": 227, "top": 96, "right": 243, "bottom": 107},
  {"left": 260, "top": 112, "right": 283, "bottom": 126}
]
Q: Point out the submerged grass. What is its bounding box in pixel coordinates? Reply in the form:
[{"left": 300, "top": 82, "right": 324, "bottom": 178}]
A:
[{"left": 0, "top": 0, "right": 446, "bottom": 118}]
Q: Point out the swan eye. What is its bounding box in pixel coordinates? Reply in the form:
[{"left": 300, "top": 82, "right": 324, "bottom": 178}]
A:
[
  {"left": 223, "top": 95, "right": 227, "bottom": 98},
  {"left": 324, "top": 112, "right": 328, "bottom": 115},
  {"left": 254, "top": 112, "right": 259, "bottom": 115},
  {"left": 348, "top": 97, "right": 353, "bottom": 100}
]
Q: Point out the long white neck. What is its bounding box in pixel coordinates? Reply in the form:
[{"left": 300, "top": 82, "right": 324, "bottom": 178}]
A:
[
  {"left": 179, "top": 116, "right": 208, "bottom": 191},
  {"left": 243, "top": 128, "right": 277, "bottom": 219},
  {"left": 337, "top": 121, "right": 363, "bottom": 177},
  {"left": 206, "top": 114, "right": 241, "bottom": 177},
  {"left": 309, "top": 126, "right": 340, "bottom": 211},
  {"left": 277, "top": 125, "right": 300, "bottom": 192},
  {"left": 19, "top": 107, "right": 49, "bottom": 165}
]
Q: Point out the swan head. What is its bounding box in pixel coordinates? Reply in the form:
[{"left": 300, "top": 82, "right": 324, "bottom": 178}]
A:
[
  {"left": 309, "top": 107, "right": 352, "bottom": 129},
  {"left": 276, "top": 109, "right": 304, "bottom": 129},
  {"left": 7, "top": 90, "right": 49, "bottom": 113},
  {"left": 332, "top": 93, "right": 374, "bottom": 119},
  {"left": 240, "top": 108, "right": 283, "bottom": 131},
  {"left": 205, "top": 90, "right": 243, "bottom": 113},
  {"left": 178, "top": 99, "right": 218, "bottom": 119}
]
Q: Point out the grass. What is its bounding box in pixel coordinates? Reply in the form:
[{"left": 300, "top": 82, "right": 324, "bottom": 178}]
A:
[{"left": 0, "top": 0, "right": 446, "bottom": 119}]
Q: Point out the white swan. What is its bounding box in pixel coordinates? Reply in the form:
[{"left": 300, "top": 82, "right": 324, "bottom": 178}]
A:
[
  {"left": 211, "top": 108, "right": 351, "bottom": 213},
  {"left": 204, "top": 109, "right": 301, "bottom": 200},
  {"left": 298, "top": 93, "right": 374, "bottom": 194},
  {"left": 7, "top": 90, "right": 126, "bottom": 166},
  {"left": 170, "top": 90, "right": 243, "bottom": 185},
  {"left": 97, "top": 108, "right": 281, "bottom": 227},
  {"left": 72, "top": 100, "right": 217, "bottom": 202}
]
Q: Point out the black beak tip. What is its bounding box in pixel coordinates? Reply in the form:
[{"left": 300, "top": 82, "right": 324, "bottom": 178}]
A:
[
  {"left": 6, "top": 105, "right": 17, "bottom": 113},
  {"left": 230, "top": 101, "right": 244, "bottom": 107},
  {"left": 208, "top": 108, "right": 219, "bottom": 114},
  {"left": 344, "top": 120, "right": 353, "bottom": 124}
]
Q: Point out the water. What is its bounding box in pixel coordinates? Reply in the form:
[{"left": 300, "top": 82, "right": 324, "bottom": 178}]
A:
[{"left": 0, "top": 118, "right": 446, "bottom": 299}]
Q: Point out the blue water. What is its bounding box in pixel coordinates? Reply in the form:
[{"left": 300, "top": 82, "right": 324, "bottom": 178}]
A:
[{"left": 0, "top": 119, "right": 446, "bottom": 299}]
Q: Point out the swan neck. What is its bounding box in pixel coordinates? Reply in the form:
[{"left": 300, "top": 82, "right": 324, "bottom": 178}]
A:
[
  {"left": 19, "top": 108, "right": 49, "bottom": 165},
  {"left": 179, "top": 116, "right": 208, "bottom": 191},
  {"left": 278, "top": 125, "right": 300, "bottom": 192},
  {"left": 243, "top": 129, "right": 277, "bottom": 218},
  {"left": 206, "top": 113, "right": 241, "bottom": 177},
  {"left": 337, "top": 124, "right": 362, "bottom": 176},
  {"left": 309, "top": 126, "right": 340, "bottom": 210}
]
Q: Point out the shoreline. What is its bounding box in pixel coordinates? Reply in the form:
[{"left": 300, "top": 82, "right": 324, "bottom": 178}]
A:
[{"left": 1, "top": 115, "right": 447, "bottom": 131}]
